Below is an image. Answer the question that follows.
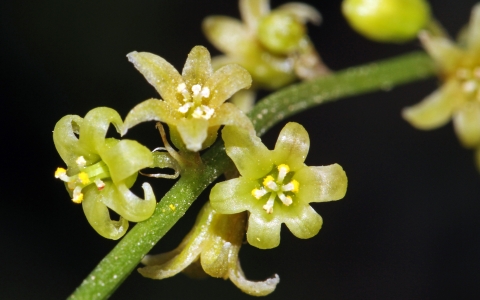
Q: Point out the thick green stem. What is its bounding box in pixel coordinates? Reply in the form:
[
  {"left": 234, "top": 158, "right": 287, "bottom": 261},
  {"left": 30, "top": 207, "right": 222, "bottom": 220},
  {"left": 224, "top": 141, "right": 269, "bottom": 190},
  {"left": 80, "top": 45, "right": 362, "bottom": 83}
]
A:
[{"left": 68, "top": 51, "right": 435, "bottom": 299}]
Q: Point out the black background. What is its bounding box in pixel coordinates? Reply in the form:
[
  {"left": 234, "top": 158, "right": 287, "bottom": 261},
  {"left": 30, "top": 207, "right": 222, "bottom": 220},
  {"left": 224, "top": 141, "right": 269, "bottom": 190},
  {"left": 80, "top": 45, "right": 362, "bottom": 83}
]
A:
[{"left": 1, "top": 0, "right": 480, "bottom": 299}]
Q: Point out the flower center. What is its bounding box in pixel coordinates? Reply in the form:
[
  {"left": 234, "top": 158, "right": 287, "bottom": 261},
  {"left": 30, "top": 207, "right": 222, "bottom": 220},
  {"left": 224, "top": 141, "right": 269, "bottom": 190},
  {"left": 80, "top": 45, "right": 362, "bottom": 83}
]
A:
[
  {"left": 456, "top": 66, "right": 480, "bottom": 102},
  {"left": 251, "top": 164, "right": 299, "bottom": 214},
  {"left": 54, "top": 156, "right": 110, "bottom": 203},
  {"left": 176, "top": 83, "right": 215, "bottom": 120}
]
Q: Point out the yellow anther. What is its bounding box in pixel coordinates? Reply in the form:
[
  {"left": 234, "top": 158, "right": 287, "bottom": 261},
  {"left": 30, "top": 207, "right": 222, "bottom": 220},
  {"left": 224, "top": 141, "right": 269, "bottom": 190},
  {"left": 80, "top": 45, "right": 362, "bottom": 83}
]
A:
[
  {"left": 277, "top": 164, "right": 290, "bottom": 173},
  {"left": 291, "top": 180, "right": 299, "bottom": 193},
  {"left": 72, "top": 193, "right": 84, "bottom": 204},
  {"left": 54, "top": 167, "right": 67, "bottom": 178},
  {"left": 283, "top": 195, "right": 293, "bottom": 206},
  {"left": 76, "top": 156, "right": 87, "bottom": 167},
  {"left": 251, "top": 188, "right": 267, "bottom": 199},
  {"left": 263, "top": 175, "right": 275, "bottom": 186},
  {"left": 78, "top": 172, "right": 90, "bottom": 185}
]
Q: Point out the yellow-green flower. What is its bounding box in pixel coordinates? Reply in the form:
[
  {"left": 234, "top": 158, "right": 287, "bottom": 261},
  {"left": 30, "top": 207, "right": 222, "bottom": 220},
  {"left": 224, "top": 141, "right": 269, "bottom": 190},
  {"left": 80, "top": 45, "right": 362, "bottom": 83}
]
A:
[
  {"left": 403, "top": 4, "right": 480, "bottom": 148},
  {"left": 139, "top": 202, "right": 279, "bottom": 296},
  {"left": 53, "top": 107, "right": 156, "bottom": 239},
  {"left": 202, "top": 0, "right": 328, "bottom": 91},
  {"left": 210, "top": 123, "right": 347, "bottom": 249},
  {"left": 123, "top": 46, "right": 254, "bottom": 152}
]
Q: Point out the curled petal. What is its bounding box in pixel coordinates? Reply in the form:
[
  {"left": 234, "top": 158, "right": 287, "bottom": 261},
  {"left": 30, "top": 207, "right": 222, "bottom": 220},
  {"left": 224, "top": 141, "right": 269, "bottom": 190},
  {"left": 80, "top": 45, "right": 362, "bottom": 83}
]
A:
[
  {"left": 127, "top": 51, "right": 183, "bottom": 105},
  {"left": 122, "top": 99, "right": 180, "bottom": 135},
  {"left": 419, "top": 31, "right": 463, "bottom": 73},
  {"left": 209, "top": 103, "right": 254, "bottom": 132},
  {"left": 206, "top": 64, "right": 252, "bottom": 108},
  {"left": 272, "top": 122, "right": 310, "bottom": 171},
  {"left": 402, "top": 82, "right": 459, "bottom": 130},
  {"left": 210, "top": 177, "right": 257, "bottom": 214},
  {"left": 200, "top": 241, "right": 231, "bottom": 278},
  {"left": 466, "top": 4, "right": 480, "bottom": 52},
  {"left": 239, "top": 0, "right": 270, "bottom": 32},
  {"left": 453, "top": 102, "right": 480, "bottom": 148},
  {"left": 113, "top": 182, "right": 156, "bottom": 222},
  {"left": 53, "top": 115, "right": 97, "bottom": 168},
  {"left": 228, "top": 259, "right": 280, "bottom": 296},
  {"left": 79, "top": 107, "right": 123, "bottom": 153},
  {"left": 182, "top": 46, "right": 213, "bottom": 88},
  {"left": 295, "top": 164, "right": 348, "bottom": 203},
  {"left": 82, "top": 187, "right": 129, "bottom": 240},
  {"left": 175, "top": 118, "right": 209, "bottom": 152},
  {"left": 222, "top": 126, "right": 273, "bottom": 179},
  {"left": 283, "top": 205, "right": 322, "bottom": 239},
  {"left": 247, "top": 212, "right": 281, "bottom": 249},
  {"left": 100, "top": 139, "right": 153, "bottom": 184},
  {"left": 202, "top": 17, "right": 251, "bottom": 55},
  {"left": 276, "top": 3, "right": 322, "bottom": 25}
]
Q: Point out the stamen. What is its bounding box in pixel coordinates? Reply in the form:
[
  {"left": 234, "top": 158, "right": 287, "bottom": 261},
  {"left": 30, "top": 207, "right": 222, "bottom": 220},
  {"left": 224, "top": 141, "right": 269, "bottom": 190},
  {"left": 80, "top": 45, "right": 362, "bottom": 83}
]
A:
[
  {"left": 201, "top": 105, "right": 215, "bottom": 119},
  {"left": 176, "top": 83, "right": 186, "bottom": 93},
  {"left": 263, "top": 175, "right": 278, "bottom": 191},
  {"left": 95, "top": 179, "right": 105, "bottom": 190},
  {"left": 282, "top": 180, "right": 299, "bottom": 193},
  {"left": 54, "top": 167, "right": 70, "bottom": 182},
  {"left": 76, "top": 156, "right": 87, "bottom": 168},
  {"left": 252, "top": 188, "right": 268, "bottom": 199},
  {"left": 72, "top": 186, "right": 84, "bottom": 204},
  {"left": 191, "top": 84, "right": 202, "bottom": 96},
  {"left": 78, "top": 172, "right": 90, "bottom": 185},
  {"left": 200, "top": 87, "right": 210, "bottom": 98},
  {"left": 178, "top": 102, "right": 192, "bottom": 114},
  {"left": 263, "top": 194, "right": 276, "bottom": 214},
  {"left": 277, "top": 164, "right": 290, "bottom": 182}
]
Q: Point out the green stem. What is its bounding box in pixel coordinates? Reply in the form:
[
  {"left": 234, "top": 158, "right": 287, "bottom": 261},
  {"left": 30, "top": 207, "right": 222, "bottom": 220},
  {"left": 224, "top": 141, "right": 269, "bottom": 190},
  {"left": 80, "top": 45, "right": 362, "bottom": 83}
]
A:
[{"left": 68, "top": 51, "right": 435, "bottom": 299}]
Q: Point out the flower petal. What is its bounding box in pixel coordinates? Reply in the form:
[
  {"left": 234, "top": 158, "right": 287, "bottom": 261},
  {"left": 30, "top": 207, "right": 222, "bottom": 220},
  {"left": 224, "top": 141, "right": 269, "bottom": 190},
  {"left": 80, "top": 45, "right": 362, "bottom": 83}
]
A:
[
  {"left": 275, "top": 3, "right": 322, "bottom": 25},
  {"left": 122, "top": 99, "right": 180, "bottom": 135},
  {"left": 53, "top": 115, "right": 98, "bottom": 168},
  {"left": 222, "top": 126, "right": 273, "bottom": 179},
  {"left": 79, "top": 107, "right": 123, "bottom": 155},
  {"left": 239, "top": 0, "right": 270, "bottom": 32},
  {"left": 182, "top": 46, "right": 213, "bottom": 88},
  {"left": 175, "top": 118, "right": 209, "bottom": 152},
  {"left": 453, "top": 102, "right": 480, "bottom": 148},
  {"left": 202, "top": 16, "right": 251, "bottom": 55},
  {"left": 418, "top": 31, "right": 463, "bottom": 73},
  {"left": 228, "top": 262, "right": 280, "bottom": 296},
  {"left": 206, "top": 64, "right": 252, "bottom": 108},
  {"left": 466, "top": 4, "right": 480, "bottom": 52},
  {"left": 209, "top": 103, "right": 254, "bottom": 132},
  {"left": 402, "top": 82, "right": 459, "bottom": 130},
  {"left": 100, "top": 139, "right": 153, "bottom": 184},
  {"left": 283, "top": 204, "right": 323, "bottom": 239},
  {"left": 210, "top": 177, "right": 258, "bottom": 214},
  {"left": 246, "top": 212, "right": 281, "bottom": 249},
  {"left": 272, "top": 122, "right": 309, "bottom": 170},
  {"left": 127, "top": 51, "right": 183, "bottom": 105},
  {"left": 82, "top": 186, "right": 129, "bottom": 240},
  {"left": 295, "top": 164, "right": 348, "bottom": 203},
  {"left": 105, "top": 182, "right": 156, "bottom": 222}
]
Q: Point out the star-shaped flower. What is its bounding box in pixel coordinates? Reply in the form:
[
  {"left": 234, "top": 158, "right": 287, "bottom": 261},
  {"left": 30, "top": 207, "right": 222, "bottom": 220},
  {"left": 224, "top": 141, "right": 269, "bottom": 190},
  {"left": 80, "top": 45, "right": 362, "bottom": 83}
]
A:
[
  {"left": 202, "top": 0, "right": 329, "bottom": 91},
  {"left": 122, "top": 46, "right": 254, "bottom": 152},
  {"left": 402, "top": 4, "right": 480, "bottom": 148},
  {"left": 139, "top": 203, "right": 279, "bottom": 296},
  {"left": 210, "top": 123, "right": 347, "bottom": 249},
  {"left": 53, "top": 107, "right": 156, "bottom": 239}
]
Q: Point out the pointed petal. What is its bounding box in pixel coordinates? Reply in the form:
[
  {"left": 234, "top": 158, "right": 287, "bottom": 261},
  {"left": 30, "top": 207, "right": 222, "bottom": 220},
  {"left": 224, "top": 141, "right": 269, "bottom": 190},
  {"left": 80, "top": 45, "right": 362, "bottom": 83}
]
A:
[
  {"left": 127, "top": 51, "right": 183, "bottom": 105},
  {"left": 100, "top": 139, "right": 153, "bottom": 183},
  {"left": 275, "top": 3, "right": 322, "bottom": 25},
  {"left": 228, "top": 261, "right": 279, "bottom": 296},
  {"left": 222, "top": 126, "right": 273, "bottom": 179},
  {"left": 182, "top": 46, "right": 213, "bottom": 88},
  {"left": 272, "top": 122, "right": 309, "bottom": 171},
  {"left": 122, "top": 99, "right": 180, "bottom": 135},
  {"left": 246, "top": 212, "right": 281, "bottom": 249},
  {"left": 209, "top": 103, "right": 254, "bottom": 132},
  {"left": 295, "top": 164, "right": 348, "bottom": 203},
  {"left": 176, "top": 118, "right": 209, "bottom": 152},
  {"left": 466, "top": 4, "right": 480, "bottom": 51},
  {"left": 79, "top": 107, "right": 123, "bottom": 154},
  {"left": 53, "top": 115, "right": 98, "bottom": 168},
  {"left": 82, "top": 187, "right": 129, "bottom": 240},
  {"left": 210, "top": 177, "right": 257, "bottom": 214},
  {"left": 284, "top": 205, "right": 322, "bottom": 239},
  {"left": 206, "top": 64, "right": 252, "bottom": 107},
  {"left": 419, "top": 31, "right": 463, "bottom": 73},
  {"left": 453, "top": 102, "right": 480, "bottom": 148},
  {"left": 239, "top": 0, "right": 270, "bottom": 31},
  {"left": 202, "top": 16, "right": 251, "bottom": 55},
  {"left": 402, "top": 83, "right": 459, "bottom": 130}
]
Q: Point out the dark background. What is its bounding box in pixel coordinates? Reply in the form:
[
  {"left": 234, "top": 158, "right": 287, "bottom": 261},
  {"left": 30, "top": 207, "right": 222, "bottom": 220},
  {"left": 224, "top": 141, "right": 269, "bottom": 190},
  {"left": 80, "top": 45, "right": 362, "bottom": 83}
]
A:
[{"left": 1, "top": 0, "right": 480, "bottom": 299}]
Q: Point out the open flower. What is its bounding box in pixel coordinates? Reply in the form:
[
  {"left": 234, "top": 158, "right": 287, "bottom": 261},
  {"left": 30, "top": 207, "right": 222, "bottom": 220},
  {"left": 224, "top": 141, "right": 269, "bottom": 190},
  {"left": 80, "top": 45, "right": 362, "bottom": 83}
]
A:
[
  {"left": 53, "top": 107, "right": 156, "bottom": 239},
  {"left": 139, "top": 202, "right": 279, "bottom": 297},
  {"left": 210, "top": 123, "right": 347, "bottom": 249},
  {"left": 402, "top": 4, "right": 480, "bottom": 148},
  {"left": 123, "top": 46, "right": 254, "bottom": 152},
  {"left": 202, "top": 0, "right": 329, "bottom": 91}
]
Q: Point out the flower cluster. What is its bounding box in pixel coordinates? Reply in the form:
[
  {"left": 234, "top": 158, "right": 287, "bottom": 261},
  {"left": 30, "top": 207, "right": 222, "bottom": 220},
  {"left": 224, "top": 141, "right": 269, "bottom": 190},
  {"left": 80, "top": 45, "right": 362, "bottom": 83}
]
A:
[
  {"left": 402, "top": 5, "right": 480, "bottom": 155},
  {"left": 53, "top": 107, "right": 156, "bottom": 239}
]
